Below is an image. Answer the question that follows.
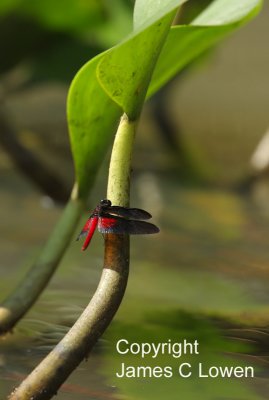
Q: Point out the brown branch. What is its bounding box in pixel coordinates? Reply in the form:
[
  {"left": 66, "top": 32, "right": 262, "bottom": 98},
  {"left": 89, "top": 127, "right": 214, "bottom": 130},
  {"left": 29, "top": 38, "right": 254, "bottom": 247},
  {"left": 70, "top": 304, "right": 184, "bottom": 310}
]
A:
[{"left": 8, "top": 234, "right": 129, "bottom": 400}]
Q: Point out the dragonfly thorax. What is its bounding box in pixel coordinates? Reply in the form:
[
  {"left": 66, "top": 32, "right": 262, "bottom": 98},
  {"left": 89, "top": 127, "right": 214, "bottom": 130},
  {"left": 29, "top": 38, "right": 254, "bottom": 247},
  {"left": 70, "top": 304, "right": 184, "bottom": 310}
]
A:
[{"left": 92, "top": 199, "right": 112, "bottom": 216}]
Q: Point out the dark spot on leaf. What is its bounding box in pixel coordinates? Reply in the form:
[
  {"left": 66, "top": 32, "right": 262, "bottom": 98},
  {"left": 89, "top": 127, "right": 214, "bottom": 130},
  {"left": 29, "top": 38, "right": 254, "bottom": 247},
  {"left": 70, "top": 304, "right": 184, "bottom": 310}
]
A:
[
  {"left": 134, "top": 86, "right": 141, "bottom": 96},
  {"left": 113, "top": 89, "right": 122, "bottom": 97},
  {"left": 93, "top": 115, "right": 101, "bottom": 123},
  {"left": 69, "top": 118, "right": 81, "bottom": 128}
]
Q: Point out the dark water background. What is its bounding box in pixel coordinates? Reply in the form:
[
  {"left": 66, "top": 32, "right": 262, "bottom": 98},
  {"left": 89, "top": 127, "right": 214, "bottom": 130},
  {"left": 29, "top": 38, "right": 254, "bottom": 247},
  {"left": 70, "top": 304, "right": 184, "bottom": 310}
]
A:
[{"left": 1, "top": 171, "right": 269, "bottom": 399}]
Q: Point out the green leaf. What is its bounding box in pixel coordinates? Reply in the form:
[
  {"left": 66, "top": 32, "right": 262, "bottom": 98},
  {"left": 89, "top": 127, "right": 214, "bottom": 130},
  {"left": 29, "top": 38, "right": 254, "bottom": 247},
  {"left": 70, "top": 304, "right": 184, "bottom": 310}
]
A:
[
  {"left": 148, "top": 0, "right": 262, "bottom": 97},
  {"left": 133, "top": 0, "right": 187, "bottom": 30},
  {"left": 68, "top": 0, "right": 188, "bottom": 198},
  {"left": 192, "top": 0, "right": 261, "bottom": 25},
  {"left": 67, "top": 55, "right": 121, "bottom": 199},
  {"left": 97, "top": 13, "right": 175, "bottom": 120},
  {"left": 97, "top": 0, "right": 188, "bottom": 119},
  {"left": 67, "top": 0, "right": 262, "bottom": 199}
]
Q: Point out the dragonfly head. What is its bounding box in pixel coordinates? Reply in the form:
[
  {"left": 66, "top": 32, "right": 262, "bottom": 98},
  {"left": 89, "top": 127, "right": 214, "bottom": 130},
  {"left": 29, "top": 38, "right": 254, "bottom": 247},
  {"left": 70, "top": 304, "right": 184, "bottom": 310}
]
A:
[{"left": 100, "top": 199, "right": 112, "bottom": 208}]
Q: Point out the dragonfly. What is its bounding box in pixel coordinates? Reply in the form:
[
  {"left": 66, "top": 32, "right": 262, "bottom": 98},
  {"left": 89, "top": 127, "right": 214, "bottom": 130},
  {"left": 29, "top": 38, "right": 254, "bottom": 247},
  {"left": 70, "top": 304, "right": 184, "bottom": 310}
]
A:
[{"left": 77, "top": 199, "right": 159, "bottom": 251}]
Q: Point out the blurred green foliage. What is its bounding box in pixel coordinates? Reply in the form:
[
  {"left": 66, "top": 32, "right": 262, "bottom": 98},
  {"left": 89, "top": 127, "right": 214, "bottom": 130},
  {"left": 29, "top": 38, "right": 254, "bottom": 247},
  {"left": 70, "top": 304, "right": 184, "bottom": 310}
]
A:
[{"left": 0, "top": 0, "right": 134, "bottom": 80}]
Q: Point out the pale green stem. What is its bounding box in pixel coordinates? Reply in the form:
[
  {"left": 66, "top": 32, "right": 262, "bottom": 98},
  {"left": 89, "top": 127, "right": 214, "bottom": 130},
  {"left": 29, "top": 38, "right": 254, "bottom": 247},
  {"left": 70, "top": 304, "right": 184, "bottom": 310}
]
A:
[
  {"left": 8, "top": 114, "right": 136, "bottom": 400},
  {"left": 108, "top": 113, "right": 137, "bottom": 205}
]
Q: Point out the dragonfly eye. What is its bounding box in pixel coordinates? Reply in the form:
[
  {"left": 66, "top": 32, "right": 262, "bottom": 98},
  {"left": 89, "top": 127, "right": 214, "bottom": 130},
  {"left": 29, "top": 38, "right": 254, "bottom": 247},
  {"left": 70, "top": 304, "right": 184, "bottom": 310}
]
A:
[{"left": 100, "top": 199, "right": 112, "bottom": 207}]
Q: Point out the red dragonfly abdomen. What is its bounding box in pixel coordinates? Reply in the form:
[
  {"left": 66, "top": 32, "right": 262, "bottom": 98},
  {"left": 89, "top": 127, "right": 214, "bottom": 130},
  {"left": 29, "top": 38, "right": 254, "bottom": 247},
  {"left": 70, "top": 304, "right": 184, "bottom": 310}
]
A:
[{"left": 81, "top": 216, "right": 98, "bottom": 251}]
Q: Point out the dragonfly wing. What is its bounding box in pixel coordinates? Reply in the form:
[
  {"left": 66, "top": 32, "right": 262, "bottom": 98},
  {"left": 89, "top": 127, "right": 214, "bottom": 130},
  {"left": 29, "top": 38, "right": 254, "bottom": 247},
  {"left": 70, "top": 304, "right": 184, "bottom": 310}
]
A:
[
  {"left": 98, "top": 216, "right": 159, "bottom": 234},
  {"left": 127, "top": 220, "right": 159, "bottom": 234},
  {"left": 105, "top": 206, "right": 152, "bottom": 220}
]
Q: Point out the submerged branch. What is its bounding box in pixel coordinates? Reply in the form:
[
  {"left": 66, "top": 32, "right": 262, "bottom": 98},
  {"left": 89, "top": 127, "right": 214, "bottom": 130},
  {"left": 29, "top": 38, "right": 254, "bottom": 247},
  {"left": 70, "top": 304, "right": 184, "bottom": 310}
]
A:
[
  {"left": 0, "top": 193, "right": 84, "bottom": 334},
  {"left": 8, "top": 234, "right": 129, "bottom": 400},
  {"left": 0, "top": 109, "right": 70, "bottom": 203}
]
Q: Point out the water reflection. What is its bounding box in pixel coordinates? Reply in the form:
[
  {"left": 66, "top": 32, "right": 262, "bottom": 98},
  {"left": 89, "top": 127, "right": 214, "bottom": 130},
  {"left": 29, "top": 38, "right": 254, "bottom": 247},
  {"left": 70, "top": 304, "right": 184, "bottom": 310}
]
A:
[
  {"left": 103, "top": 310, "right": 263, "bottom": 400},
  {"left": 1, "top": 172, "right": 269, "bottom": 399}
]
